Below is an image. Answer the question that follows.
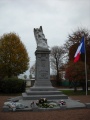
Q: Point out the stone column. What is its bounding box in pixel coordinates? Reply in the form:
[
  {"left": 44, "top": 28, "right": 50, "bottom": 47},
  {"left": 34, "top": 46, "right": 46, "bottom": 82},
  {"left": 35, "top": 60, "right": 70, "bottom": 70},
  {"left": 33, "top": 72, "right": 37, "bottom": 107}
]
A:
[{"left": 34, "top": 49, "right": 52, "bottom": 87}]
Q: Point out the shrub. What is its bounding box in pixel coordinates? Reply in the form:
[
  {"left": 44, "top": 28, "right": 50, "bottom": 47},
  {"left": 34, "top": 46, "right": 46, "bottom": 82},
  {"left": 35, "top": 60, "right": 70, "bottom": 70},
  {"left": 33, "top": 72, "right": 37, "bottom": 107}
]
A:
[{"left": 0, "top": 78, "right": 26, "bottom": 93}]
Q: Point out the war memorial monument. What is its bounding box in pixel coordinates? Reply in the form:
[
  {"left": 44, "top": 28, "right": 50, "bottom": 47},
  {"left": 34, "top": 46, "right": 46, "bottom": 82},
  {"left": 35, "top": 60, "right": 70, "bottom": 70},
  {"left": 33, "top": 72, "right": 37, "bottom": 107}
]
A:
[
  {"left": 22, "top": 26, "right": 68, "bottom": 100},
  {"left": 3, "top": 26, "right": 87, "bottom": 112}
]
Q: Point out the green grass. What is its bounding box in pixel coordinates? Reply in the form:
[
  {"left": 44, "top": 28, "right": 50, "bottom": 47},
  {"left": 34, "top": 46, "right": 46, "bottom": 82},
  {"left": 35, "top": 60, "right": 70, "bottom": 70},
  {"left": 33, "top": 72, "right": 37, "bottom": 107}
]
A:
[{"left": 61, "top": 90, "right": 90, "bottom": 96}]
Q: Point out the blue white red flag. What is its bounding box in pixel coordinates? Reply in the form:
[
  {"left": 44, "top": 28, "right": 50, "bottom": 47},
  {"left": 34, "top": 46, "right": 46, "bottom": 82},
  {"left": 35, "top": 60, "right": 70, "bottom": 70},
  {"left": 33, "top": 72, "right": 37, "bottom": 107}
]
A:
[{"left": 74, "top": 36, "right": 85, "bottom": 63}]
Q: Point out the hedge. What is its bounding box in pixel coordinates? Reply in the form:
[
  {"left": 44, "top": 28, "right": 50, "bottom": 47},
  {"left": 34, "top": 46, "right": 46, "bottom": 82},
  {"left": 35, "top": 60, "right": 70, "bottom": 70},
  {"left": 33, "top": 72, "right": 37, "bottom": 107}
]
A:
[{"left": 0, "top": 78, "right": 26, "bottom": 93}]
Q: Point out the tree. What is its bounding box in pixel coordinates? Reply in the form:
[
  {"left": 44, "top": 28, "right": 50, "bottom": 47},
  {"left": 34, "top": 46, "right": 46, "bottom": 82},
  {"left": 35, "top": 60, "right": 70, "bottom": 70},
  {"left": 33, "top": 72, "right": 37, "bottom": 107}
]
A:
[
  {"left": 64, "top": 28, "right": 90, "bottom": 67},
  {"left": 30, "top": 63, "right": 35, "bottom": 79},
  {"left": 65, "top": 61, "right": 90, "bottom": 91},
  {"left": 64, "top": 28, "right": 90, "bottom": 90},
  {"left": 50, "top": 46, "right": 65, "bottom": 85},
  {"left": 0, "top": 32, "right": 29, "bottom": 78},
  {"left": 24, "top": 75, "right": 27, "bottom": 80}
]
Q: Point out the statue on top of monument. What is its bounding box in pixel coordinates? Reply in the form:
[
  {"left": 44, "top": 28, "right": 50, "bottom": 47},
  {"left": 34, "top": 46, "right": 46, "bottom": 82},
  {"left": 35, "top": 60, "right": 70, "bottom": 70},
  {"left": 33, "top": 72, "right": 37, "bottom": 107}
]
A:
[{"left": 34, "top": 26, "right": 49, "bottom": 50}]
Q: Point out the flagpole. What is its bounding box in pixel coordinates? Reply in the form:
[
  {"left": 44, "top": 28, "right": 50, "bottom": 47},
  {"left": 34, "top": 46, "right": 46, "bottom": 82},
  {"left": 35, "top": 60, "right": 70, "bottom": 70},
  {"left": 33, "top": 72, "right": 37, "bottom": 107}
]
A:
[{"left": 84, "top": 36, "right": 88, "bottom": 95}]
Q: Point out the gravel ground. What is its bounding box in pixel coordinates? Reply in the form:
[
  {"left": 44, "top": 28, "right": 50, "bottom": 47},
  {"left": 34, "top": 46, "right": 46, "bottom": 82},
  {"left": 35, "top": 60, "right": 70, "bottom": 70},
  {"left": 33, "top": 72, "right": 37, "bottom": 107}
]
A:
[{"left": 0, "top": 95, "right": 90, "bottom": 120}]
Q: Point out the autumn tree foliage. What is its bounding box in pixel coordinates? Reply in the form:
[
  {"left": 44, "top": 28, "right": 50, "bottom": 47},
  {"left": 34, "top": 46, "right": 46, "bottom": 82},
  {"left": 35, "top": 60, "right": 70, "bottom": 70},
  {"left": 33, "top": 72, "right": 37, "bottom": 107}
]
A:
[
  {"left": 64, "top": 28, "right": 90, "bottom": 90},
  {"left": 50, "top": 46, "right": 65, "bottom": 85},
  {"left": 0, "top": 33, "right": 29, "bottom": 78},
  {"left": 65, "top": 62, "right": 90, "bottom": 91},
  {"left": 64, "top": 28, "right": 90, "bottom": 67}
]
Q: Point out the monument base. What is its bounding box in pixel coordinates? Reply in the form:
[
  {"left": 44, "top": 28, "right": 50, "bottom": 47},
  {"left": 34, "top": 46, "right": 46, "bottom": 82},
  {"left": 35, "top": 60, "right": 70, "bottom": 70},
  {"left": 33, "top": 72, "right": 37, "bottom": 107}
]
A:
[
  {"left": 22, "top": 86, "right": 68, "bottom": 100},
  {"left": 22, "top": 49, "right": 68, "bottom": 100}
]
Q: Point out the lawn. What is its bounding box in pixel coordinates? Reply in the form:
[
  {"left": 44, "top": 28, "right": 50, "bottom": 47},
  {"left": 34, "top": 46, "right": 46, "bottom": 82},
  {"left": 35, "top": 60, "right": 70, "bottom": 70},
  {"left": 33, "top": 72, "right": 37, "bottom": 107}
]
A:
[{"left": 61, "top": 90, "right": 90, "bottom": 96}]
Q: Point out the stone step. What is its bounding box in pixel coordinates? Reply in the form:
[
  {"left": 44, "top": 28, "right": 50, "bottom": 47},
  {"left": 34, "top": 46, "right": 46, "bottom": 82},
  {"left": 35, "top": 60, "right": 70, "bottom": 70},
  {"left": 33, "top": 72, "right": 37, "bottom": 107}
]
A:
[
  {"left": 30, "top": 87, "right": 58, "bottom": 91},
  {"left": 34, "top": 84, "right": 52, "bottom": 86},
  {"left": 26, "top": 90, "right": 62, "bottom": 95},
  {"left": 35, "top": 81, "right": 51, "bottom": 84},
  {"left": 34, "top": 82, "right": 52, "bottom": 86},
  {"left": 35, "top": 80, "right": 51, "bottom": 83},
  {"left": 22, "top": 93, "right": 68, "bottom": 100}
]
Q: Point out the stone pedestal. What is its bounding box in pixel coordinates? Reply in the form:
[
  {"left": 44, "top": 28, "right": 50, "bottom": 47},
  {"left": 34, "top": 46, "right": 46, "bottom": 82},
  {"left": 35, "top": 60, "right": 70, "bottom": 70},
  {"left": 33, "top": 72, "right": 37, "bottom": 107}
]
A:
[
  {"left": 28, "top": 49, "right": 57, "bottom": 92},
  {"left": 22, "top": 49, "right": 68, "bottom": 100},
  {"left": 34, "top": 49, "right": 52, "bottom": 87}
]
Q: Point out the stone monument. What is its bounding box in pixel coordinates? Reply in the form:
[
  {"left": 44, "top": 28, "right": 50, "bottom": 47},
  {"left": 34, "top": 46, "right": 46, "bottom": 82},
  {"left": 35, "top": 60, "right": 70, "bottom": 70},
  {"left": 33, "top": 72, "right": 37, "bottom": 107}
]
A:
[
  {"left": 33, "top": 26, "right": 52, "bottom": 88},
  {"left": 3, "top": 26, "right": 86, "bottom": 112},
  {"left": 22, "top": 26, "right": 68, "bottom": 100}
]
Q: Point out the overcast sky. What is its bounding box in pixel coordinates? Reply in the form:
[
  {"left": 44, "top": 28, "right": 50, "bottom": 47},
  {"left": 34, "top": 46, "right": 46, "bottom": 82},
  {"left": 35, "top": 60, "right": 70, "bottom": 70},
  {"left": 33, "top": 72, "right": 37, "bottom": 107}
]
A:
[{"left": 0, "top": 0, "right": 90, "bottom": 77}]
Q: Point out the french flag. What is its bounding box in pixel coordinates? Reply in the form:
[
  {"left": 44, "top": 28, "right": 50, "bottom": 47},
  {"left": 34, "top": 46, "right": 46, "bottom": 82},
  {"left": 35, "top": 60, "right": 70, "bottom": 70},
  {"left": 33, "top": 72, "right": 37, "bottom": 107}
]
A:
[{"left": 74, "top": 36, "right": 85, "bottom": 63}]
